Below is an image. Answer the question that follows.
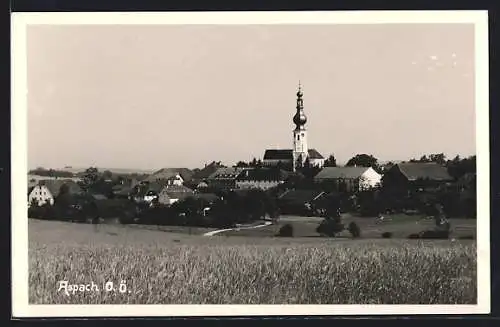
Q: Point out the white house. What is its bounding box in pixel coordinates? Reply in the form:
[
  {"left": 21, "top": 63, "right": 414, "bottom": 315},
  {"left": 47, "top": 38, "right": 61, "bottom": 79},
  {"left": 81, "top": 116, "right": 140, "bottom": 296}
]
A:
[
  {"left": 235, "top": 168, "right": 289, "bottom": 190},
  {"left": 314, "top": 167, "right": 382, "bottom": 192},
  {"left": 28, "top": 180, "right": 82, "bottom": 207},
  {"left": 166, "top": 173, "right": 184, "bottom": 186}
]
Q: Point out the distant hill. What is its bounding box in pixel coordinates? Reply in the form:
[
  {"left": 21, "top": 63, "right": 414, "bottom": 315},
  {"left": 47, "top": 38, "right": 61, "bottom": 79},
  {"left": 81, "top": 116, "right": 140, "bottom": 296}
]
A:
[{"left": 46, "top": 167, "right": 157, "bottom": 175}]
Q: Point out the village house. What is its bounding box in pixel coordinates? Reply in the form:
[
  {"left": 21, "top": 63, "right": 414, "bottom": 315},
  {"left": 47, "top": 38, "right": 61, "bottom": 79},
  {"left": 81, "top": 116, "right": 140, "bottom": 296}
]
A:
[
  {"left": 277, "top": 189, "right": 327, "bottom": 215},
  {"left": 166, "top": 174, "right": 184, "bottom": 186},
  {"left": 314, "top": 166, "right": 383, "bottom": 192},
  {"left": 206, "top": 167, "right": 249, "bottom": 191},
  {"left": 158, "top": 184, "right": 195, "bottom": 205},
  {"left": 235, "top": 167, "right": 289, "bottom": 190},
  {"left": 381, "top": 162, "right": 453, "bottom": 194},
  {"left": 132, "top": 181, "right": 166, "bottom": 203},
  {"left": 144, "top": 168, "right": 193, "bottom": 184},
  {"left": 28, "top": 179, "right": 83, "bottom": 207}
]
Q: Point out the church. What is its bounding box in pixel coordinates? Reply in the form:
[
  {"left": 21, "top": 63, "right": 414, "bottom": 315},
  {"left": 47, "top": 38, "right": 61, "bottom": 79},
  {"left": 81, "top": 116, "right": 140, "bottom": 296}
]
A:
[{"left": 263, "top": 83, "right": 325, "bottom": 171}]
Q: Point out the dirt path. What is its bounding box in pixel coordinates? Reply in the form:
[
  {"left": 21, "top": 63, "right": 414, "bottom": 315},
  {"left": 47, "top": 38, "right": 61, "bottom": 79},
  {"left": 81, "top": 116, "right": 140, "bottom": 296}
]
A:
[{"left": 203, "top": 221, "right": 273, "bottom": 236}]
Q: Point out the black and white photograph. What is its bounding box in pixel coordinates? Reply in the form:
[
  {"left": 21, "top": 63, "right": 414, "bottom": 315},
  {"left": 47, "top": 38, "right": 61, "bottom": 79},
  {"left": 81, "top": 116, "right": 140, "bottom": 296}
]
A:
[{"left": 11, "top": 11, "right": 489, "bottom": 317}]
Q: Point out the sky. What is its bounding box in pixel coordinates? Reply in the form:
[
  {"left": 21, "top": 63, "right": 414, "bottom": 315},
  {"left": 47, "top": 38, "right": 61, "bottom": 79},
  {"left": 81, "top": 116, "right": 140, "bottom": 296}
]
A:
[{"left": 27, "top": 23, "right": 476, "bottom": 170}]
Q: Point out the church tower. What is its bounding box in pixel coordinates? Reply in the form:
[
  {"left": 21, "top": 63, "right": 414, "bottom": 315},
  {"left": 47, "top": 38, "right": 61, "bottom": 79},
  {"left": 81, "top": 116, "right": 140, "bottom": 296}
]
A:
[{"left": 292, "top": 82, "right": 308, "bottom": 172}]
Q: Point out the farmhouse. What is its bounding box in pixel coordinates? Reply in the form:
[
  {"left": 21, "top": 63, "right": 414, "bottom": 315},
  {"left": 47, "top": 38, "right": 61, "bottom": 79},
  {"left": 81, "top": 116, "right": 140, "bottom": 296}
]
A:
[
  {"left": 144, "top": 168, "right": 193, "bottom": 184},
  {"left": 235, "top": 167, "right": 289, "bottom": 190},
  {"left": 382, "top": 162, "right": 453, "bottom": 193},
  {"left": 158, "top": 185, "right": 195, "bottom": 205},
  {"left": 277, "top": 189, "right": 326, "bottom": 215},
  {"left": 262, "top": 83, "right": 325, "bottom": 171},
  {"left": 28, "top": 179, "right": 82, "bottom": 207},
  {"left": 206, "top": 167, "right": 249, "bottom": 191},
  {"left": 132, "top": 181, "right": 166, "bottom": 203},
  {"left": 314, "top": 166, "right": 382, "bottom": 192}
]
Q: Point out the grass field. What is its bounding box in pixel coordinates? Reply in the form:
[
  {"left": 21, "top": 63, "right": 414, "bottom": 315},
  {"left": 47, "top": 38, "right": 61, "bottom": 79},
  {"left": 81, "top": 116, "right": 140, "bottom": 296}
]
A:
[
  {"left": 28, "top": 217, "right": 477, "bottom": 305},
  {"left": 220, "top": 214, "right": 476, "bottom": 239}
]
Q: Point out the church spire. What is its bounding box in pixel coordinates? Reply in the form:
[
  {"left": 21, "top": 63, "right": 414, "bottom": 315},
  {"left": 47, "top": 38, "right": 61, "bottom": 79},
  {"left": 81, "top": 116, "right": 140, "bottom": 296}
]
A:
[{"left": 293, "top": 81, "right": 307, "bottom": 130}]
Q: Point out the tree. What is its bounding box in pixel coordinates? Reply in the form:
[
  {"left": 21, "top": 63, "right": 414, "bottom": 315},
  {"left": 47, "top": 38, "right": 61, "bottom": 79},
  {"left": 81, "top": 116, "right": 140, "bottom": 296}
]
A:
[
  {"left": 235, "top": 161, "right": 249, "bottom": 168},
  {"left": 298, "top": 157, "right": 321, "bottom": 179},
  {"left": 324, "top": 154, "right": 337, "bottom": 167},
  {"left": 80, "top": 167, "right": 100, "bottom": 193},
  {"left": 346, "top": 154, "right": 379, "bottom": 169},
  {"left": 102, "top": 170, "right": 113, "bottom": 180},
  {"left": 410, "top": 153, "right": 447, "bottom": 165},
  {"left": 446, "top": 155, "right": 476, "bottom": 180}
]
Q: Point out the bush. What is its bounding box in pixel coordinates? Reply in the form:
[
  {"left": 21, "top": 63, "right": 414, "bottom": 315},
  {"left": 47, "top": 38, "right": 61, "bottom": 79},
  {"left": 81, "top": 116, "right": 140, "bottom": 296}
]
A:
[
  {"left": 381, "top": 232, "right": 393, "bottom": 239},
  {"left": 408, "top": 233, "right": 420, "bottom": 239},
  {"left": 348, "top": 222, "right": 361, "bottom": 238},
  {"left": 316, "top": 218, "right": 344, "bottom": 237},
  {"left": 277, "top": 224, "right": 294, "bottom": 237}
]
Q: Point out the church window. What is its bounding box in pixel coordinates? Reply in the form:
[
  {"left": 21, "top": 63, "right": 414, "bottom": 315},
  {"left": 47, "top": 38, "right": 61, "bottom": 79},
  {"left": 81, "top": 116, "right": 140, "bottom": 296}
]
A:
[{"left": 297, "top": 135, "right": 300, "bottom": 140}]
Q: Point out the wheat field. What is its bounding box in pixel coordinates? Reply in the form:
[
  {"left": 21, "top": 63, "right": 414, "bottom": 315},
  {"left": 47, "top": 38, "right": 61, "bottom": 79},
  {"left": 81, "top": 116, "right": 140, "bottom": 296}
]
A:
[{"left": 28, "top": 219, "right": 477, "bottom": 304}]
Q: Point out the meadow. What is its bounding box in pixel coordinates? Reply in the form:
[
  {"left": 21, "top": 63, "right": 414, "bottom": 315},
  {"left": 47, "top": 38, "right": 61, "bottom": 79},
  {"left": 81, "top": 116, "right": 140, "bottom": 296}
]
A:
[{"left": 29, "top": 218, "right": 477, "bottom": 304}]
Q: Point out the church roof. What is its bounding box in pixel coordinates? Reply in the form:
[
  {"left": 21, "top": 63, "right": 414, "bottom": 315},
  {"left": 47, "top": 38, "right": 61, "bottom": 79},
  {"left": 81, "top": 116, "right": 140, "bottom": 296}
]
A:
[
  {"left": 307, "top": 149, "right": 324, "bottom": 159},
  {"left": 263, "top": 149, "right": 324, "bottom": 160},
  {"left": 263, "top": 149, "right": 293, "bottom": 160}
]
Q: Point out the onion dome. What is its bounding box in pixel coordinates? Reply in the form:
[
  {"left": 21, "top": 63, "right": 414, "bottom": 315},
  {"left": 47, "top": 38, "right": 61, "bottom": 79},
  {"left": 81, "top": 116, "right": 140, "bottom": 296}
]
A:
[{"left": 293, "top": 81, "right": 307, "bottom": 127}]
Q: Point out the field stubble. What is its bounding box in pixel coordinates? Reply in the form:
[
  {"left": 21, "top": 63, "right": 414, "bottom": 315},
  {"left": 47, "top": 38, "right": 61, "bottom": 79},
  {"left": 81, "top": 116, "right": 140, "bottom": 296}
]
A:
[{"left": 29, "top": 219, "right": 476, "bottom": 305}]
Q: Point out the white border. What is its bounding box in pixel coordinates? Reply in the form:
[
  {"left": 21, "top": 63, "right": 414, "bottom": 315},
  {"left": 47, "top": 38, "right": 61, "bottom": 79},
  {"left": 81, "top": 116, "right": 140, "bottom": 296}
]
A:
[{"left": 11, "top": 11, "right": 490, "bottom": 317}]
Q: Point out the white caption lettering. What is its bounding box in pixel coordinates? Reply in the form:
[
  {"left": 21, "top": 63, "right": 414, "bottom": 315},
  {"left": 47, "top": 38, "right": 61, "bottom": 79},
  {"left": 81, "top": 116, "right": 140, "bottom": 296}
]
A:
[{"left": 57, "top": 281, "right": 100, "bottom": 296}]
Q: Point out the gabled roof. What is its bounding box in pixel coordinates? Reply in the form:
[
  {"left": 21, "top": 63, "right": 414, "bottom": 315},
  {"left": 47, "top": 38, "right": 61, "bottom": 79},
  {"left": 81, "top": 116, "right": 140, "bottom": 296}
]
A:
[
  {"left": 236, "top": 168, "right": 289, "bottom": 182},
  {"left": 307, "top": 149, "right": 325, "bottom": 159},
  {"left": 145, "top": 168, "right": 193, "bottom": 182},
  {"left": 193, "top": 161, "right": 226, "bottom": 180},
  {"left": 314, "top": 167, "right": 371, "bottom": 180},
  {"left": 207, "top": 167, "right": 248, "bottom": 180},
  {"left": 113, "top": 186, "right": 133, "bottom": 196},
  {"left": 263, "top": 149, "right": 324, "bottom": 160},
  {"left": 38, "top": 179, "right": 83, "bottom": 197},
  {"left": 160, "top": 185, "right": 194, "bottom": 194},
  {"left": 263, "top": 149, "right": 293, "bottom": 160},
  {"left": 395, "top": 163, "right": 453, "bottom": 181},
  {"left": 278, "top": 189, "right": 325, "bottom": 203},
  {"left": 89, "top": 194, "right": 108, "bottom": 201}
]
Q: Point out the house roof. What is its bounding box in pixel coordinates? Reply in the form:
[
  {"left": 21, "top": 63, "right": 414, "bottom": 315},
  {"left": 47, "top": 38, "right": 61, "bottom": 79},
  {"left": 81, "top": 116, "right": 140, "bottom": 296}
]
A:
[
  {"left": 263, "top": 149, "right": 324, "bottom": 160},
  {"left": 263, "top": 149, "right": 293, "bottom": 160},
  {"left": 113, "top": 186, "right": 133, "bottom": 196},
  {"left": 207, "top": 167, "right": 248, "bottom": 180},
  {"left": 160, "top": 185, "right": 194, "bottom": 194},
  {"left": 166, "top": 174, "right": 183, "bottom": 181},
  {"left": 38, "top": 179, "right": 83, "bottom": 197},
  {"left": 89, "top": 194, "right": 108, "bottom": 201},
  {"left": 145, "top": 168, "right": 193, "bottom": 182},
  {"left": 396, "top": 163, "right": 453, "bottom": 181},
  {"left": 314, "top": 167, "right": 371, "bottom": 180},
  {"left": 278, "top": 189, "right": 325, "bottom": 203},
  {"left": 236, "top": 168, "right": 289, "bottom": 181},
  {"left": 308, "top": 149, "right": 325, "bottom": 159},
  {"left": 193, "top": 161, "right": 226, "bottom": 180}
]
